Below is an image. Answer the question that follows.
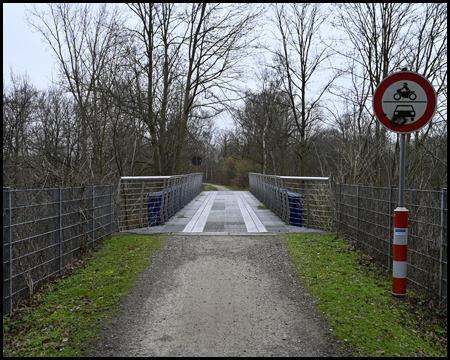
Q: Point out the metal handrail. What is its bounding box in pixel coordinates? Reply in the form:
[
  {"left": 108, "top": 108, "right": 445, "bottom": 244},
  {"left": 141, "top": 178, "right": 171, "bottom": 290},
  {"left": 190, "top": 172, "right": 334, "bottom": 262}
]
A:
[
  {"left": 117, "top": 173, "right": 202, "bottom": 231},
  {"left": 249, "top": 173, "right": 332, "bottom": 230}
]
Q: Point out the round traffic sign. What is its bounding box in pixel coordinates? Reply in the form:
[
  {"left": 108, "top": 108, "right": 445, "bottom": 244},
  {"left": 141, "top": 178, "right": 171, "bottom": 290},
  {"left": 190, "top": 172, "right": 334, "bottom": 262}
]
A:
[
  {"left": 373, "top": 70, "right": 437, "bottom": 133},
  {"left": 192, "top": 156, "right": 202, "bottom": 166}
]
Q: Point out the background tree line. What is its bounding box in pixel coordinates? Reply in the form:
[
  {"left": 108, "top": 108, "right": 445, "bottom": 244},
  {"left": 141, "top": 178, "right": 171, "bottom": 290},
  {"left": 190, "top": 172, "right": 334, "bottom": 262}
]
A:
[
  {"left": 3, "top": 3, "right": 446, "bottom": 191},
  {"left": 215, "top": 3, "right": 446, "bottom": 190}
]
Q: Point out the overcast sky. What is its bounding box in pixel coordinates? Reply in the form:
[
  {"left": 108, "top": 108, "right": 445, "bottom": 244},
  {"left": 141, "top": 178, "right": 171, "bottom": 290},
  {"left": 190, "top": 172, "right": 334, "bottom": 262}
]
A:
[
  {"left": 2, "top": 3, "right": 259, "bottom": 129},
  {"left": 3, "top": 3, "right": 59, "bottom": 90},
  {"left": 2, "top": 3, "right": 338, "bottom": 91},
  {"left": 2, "top": 3, "right": 269, "bottom": 129},
  {"left": 2, "top": 3, "right": 342, "bottom": 130}
]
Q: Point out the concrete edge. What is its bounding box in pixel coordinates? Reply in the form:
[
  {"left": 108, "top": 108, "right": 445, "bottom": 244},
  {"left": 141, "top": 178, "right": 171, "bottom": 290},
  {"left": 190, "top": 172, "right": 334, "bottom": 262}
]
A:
[{"left": 118, "top": 230, "right": 330, "bottom": 236}]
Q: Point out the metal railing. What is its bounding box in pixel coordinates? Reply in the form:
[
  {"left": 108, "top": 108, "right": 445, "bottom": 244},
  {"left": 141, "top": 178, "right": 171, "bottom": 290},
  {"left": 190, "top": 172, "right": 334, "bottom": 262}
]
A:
[
  {"left": 117, "top": 173, "right": 202, "bottom": 231},
  {"left": 336, "top": 184, "right": 447, "bottom": 313},
  {"left": 3, "top": 185, "right": 114, "bottom": 316},
  {"left": 249, "top": 173, "right": 333, "bottom": 231}
]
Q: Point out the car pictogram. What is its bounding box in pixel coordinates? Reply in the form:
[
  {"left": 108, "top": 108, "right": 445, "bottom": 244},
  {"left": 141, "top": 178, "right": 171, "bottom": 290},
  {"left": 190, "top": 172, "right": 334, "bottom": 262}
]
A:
[{"left": 392, "top": 105, "right": 415, "bottom": 125}]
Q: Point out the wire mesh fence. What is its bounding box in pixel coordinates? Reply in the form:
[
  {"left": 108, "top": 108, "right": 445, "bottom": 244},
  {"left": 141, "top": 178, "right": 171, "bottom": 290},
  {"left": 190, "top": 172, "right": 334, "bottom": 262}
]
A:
[
  {"left": 117, "top": 174, "right": 202, "bottom": 232},
  {"left": 4, "top": 175, "right": 445, "bottom": 315},
  {"left": 336, "top": 184, "right": 447, "bottom": 314},
  {"left": 249, "top": 173, "right": 333, "bottom": 231},
  {"left": 3, "top": 185, "right": 114, "bottom": 316}
]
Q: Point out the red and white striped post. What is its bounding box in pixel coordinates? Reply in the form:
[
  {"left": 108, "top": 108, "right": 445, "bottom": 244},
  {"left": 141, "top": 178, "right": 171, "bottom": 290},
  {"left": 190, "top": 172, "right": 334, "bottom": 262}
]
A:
[
  {"left": 392, "top": 207, "right": 408, "bottom": 295},
  {"left": 372, "top": 69, "right": 437, "bottom": 297}
]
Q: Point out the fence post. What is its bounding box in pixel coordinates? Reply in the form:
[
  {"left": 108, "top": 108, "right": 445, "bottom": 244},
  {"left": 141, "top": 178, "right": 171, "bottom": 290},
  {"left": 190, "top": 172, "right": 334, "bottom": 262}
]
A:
[
  {"left": 329, "top": 175, "right": 334, "bottom": 231},
  {"left": 279, "top": 177, "right": 288, "bottom": 224},
  {"left": 305, "top": 182, "right": 310, "bottom": 228},
  {"left": 139, "top": 182, "right": 145, "bottom": 228},
  {"left": 340, "top": 183, "right": 343, "bottom": 231},
  {"left": 117, "top": 178, "right": 123, "bottom": 231},
  {"left": 92, "top": 186, "right": 96, "bottom": 247},
  {"left": 54, "top": 186, "right": 62, "bottom": 274},
  {"left": 161, "top": 178, "right": 169, "bottom": 224},
  {"left": 439, "top": 188, "right": 447, "bottom": 311},
  {"left": 84, "top": 185, "right": 92, "bottom": 249},
  {"left": 357, "top": 184, "right": 363, "bottom": 244},
  {"left": 336, "top": 182, "right": 341, "bottom": 232},
  {"left": 3, "top": 188, "right": 12, "bottom": 315},
  {"left": 388, "top": 185, "right": 396, "bottom": 271},
  {"left": 109, "top": 184, "right": 114, "bottom": 234}
]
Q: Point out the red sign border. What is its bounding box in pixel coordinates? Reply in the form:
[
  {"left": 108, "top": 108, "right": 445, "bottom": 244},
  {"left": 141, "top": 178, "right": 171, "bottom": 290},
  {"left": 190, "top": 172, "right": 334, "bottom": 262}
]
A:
[{"left": 373, "top": 71, "right": 437, "bottom": 133}]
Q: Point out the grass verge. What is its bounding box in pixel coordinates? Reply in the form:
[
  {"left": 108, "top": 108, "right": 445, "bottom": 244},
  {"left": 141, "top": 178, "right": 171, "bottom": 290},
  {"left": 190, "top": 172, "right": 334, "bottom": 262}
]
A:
[
  {"left": 3, "top": 233, "right": 166, "bottom": 357},
  {"left": 285, "top": 233, "right": 447, "bottom": 357},
  {"left": 202, "top": 184, "right": 217, "bottom": 191},
  {"left": 224, "top": 185, "right": 245, "bottom": 191}
]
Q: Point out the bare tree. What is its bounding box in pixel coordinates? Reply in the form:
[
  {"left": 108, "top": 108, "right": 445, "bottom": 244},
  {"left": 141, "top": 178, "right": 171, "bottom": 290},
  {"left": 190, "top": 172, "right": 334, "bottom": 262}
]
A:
[
  {"left": 173, "top": 3, "right": 262, "bottom": 173},
  {"left": 331, "top": 3, "right": 447, "bottom": 188},
  {"left": 331, "top": 3, "right": 416, "bottom": 186},
  {"left": 30, "top": 88, "right": 78, "bottom": 185},
  {"left": 400, "top": 3, "right": 447, "bottom": 189},
  {"left": 3, "top": 71, "right": 38, "bottom": 186},
  {"left": 125, "top": 3, "right": 262, "bottom": 175},
  {"left": 270, "top": 3, "right": 338, "bottom": 176},
  {"left": 234, "top": 70, "right": 294, "bottom": 175},
  {"left": 180, "top": 108, "right": 218, "bottom": 176},
  {"left": 26, "top": 3, "right": 125, "bottom": 179},
  {"left": 125, "top": 3, "right": 177, "bottom": 175}
]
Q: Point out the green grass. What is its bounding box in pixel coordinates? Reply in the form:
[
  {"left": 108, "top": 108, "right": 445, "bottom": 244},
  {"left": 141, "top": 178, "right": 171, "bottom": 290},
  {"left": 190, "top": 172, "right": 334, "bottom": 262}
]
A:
[
  {"left": 3, "top": 234, "right": 166, "bottom": 357},
  {"left": 4, "top": 232, "right": 446, "bottom": 357},
  {"left": 257, "top": 205, "right": 269, "bottom": 209},
  {"left": 201, "top": 183, "right": 245, "bottom": 191},
  {"left": 202, "top": 184, "right": 218, "bottom": 191},
  {"left": 285, "top": 233, "right": 447, "bottom": 357},
  {"left": 224, "top": 185, "right": 244, "bottom": 191}
]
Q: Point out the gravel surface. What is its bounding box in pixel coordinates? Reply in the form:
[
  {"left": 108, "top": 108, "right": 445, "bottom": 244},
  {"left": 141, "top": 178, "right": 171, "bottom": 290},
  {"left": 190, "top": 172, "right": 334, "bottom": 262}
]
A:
[{"left": 89, "top": 235, "right": 343, "bottom": 357}]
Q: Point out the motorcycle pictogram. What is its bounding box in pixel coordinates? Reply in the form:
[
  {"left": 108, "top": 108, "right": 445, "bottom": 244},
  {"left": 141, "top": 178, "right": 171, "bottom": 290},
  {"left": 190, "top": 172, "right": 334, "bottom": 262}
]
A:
[{"left": 393, "top": 82, "right": 417, "bottom": 100}]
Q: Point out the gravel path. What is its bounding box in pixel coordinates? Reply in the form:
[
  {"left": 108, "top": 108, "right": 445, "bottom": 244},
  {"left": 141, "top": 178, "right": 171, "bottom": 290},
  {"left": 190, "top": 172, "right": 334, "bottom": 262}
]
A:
[{"left": 90, "top": 235, "right": 343, "bottom": 357}]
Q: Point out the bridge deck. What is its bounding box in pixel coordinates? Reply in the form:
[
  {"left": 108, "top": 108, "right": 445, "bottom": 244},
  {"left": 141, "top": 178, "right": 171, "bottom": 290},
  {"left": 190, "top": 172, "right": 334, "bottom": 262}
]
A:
[{"left": 122, "top": 191, "right": 325, "bottom": 235}]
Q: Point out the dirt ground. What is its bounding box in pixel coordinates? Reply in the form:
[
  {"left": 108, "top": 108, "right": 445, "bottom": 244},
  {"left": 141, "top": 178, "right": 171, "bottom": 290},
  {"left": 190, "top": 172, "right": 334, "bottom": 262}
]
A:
[{"left": 88, "top": 235, "right": 343, "bottom": 357}]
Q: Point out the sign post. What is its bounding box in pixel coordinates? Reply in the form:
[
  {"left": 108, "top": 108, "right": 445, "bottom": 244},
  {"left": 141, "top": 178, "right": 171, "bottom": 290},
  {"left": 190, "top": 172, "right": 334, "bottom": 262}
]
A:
[
  {"left": 192, "top": 156, "right": 202, "bottom": 173},
  {"left": 373, "top": 69, "right": 437, "bottom": 296},
  {"left": 393, "top": 133, "right": 408, "bottom": 295}
]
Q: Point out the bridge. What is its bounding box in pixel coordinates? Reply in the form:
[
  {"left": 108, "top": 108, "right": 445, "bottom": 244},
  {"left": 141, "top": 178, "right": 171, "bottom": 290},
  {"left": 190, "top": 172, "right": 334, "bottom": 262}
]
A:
[{"left": 117, "top": 173, "right": 333, "bottom": 235}]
